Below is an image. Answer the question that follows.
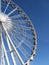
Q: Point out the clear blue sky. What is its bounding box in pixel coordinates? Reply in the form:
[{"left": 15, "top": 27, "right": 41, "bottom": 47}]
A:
[{"left": 12, "top": 0, "right": 49, "bottom": 65}]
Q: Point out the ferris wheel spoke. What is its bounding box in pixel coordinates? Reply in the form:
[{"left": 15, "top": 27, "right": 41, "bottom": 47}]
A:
[
  {"left": 0, "top": 0, "right": 1, "bottom": 12},
  {"left": 13, "top": 25, "right": 31, "bottom": 31},
  {"left": 4, "top": 23, "right": 31, "bottom": 31},
  {"left": 10, "top": 33, "right": 25, "bottom": 49},
  {"left": 19, "top": 45, "right": 29, "bottom": 58},
  {"left": 15, "top": 33, "right": 33, "bottom": 50},
  {"left": 12, "top": 28, "right": 33, "bottom": 39},
  {"left": 11, "top": 22, "right": 27, "bottom": 26},
  {"left": 13, "top": 52, "right": 22, "bottom": 65},
  {"left": 11, "top": 23, "right": 32, "bottom": 31},
  {"left": 7, "top": 8, "right": 17, "bottom": 16},
  {"left": 8, "top": 27, "right": 33, "bottom": 41},
  {"left": 13, "top": 25, "right": 31, "bottom": 30},
  {"left": 11, "top": 30, "right": 32, "bottom": 43},
  {"left": 2, "top": 24, "right": 25, "bottom": 65},
  {"left": 10, "top": 28, "right": 33, "bottom": 40},
  {"left": 4, "top": 19, "right": 29, "bottom": 26},
  {"left": 20, "top": 34, "right": 32, "bottom": 47},
  {"left": 3, "top": 58, "right": 5, "bottom": 65},
  {"left": 23, "top": 40, "right": 33, "bottom": 49},
  {"left": 12, "top": 33, "right": 33, "bottom": 50},
  {"left": 1, "top": 45, "right": 5, "bottom": 65},
  {"left": 4, "top": 0, "right": 11, "bottom": 13},
  {"left": 6, "top": 21, "right": 26, "bottom": 26},
  {"left": 4, "top": 20, "right": 27, "bottom": 24},
  {"left": 11, "top": 24, "right": 31, "bottom": 31},
  {"left": 9, "top": 13, "right": 24, "bottom": 19},
  {"left": 2, "top": 3, "right": 14, "bottom": 14},
  {"left": 9, "top": 30, "right": 32, "bottom": 50},
  {"left": 7, "top": 19, "right": 29, "bottom": 23},
  {"left": 6, "top": 35, "right": 17, "bottom": 65},
  {"left": 8, "top": 30, "right": 20, "bottom": 46},
  {"left": 9, "top": 31, "right": 24, "bottom": 46},
  {"left": 15, "top": 24, "right": 30, "bottom": 29},
  {"left": 9, "top": 32, "right": 21, "bottom": 47},
  {"left": 8, "top": 19, "right": 29, "bottom": 22},
  {"left": 17, "top": 36, "right": 33, "bottom": 50},
  {"left": 2, "top": 37, "right": 10, "bottom": 65},
  {"left": 11, "top": 21, "right": 26, "bottom": 24}
]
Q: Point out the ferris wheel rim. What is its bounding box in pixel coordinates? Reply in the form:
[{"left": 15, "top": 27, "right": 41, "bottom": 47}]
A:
[{"left": 10, "top": 0, "right": 37, "bottom": 62}]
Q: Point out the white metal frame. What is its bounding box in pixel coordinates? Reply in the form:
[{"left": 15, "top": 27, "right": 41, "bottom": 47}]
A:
[{"left": 0, "top": 0, "right": 37, "bottom": 65}]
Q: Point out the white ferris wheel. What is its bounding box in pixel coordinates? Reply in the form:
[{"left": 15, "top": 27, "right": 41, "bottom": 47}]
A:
[{"left": 0, "top": 0, "right": 37, "bottom": 65}]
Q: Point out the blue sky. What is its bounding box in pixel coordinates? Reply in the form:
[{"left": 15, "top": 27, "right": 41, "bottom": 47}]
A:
[{"left": 12, "top": 0, "right": 49, "bottom": 65}]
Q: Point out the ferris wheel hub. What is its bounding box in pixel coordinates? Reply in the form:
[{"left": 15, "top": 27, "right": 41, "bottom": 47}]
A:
[
  {"left": 0, "top": 12, "right": 7, "bottom": 23},
  {"left": 0, "top": 12, "right": 12, "bottom": 30}
]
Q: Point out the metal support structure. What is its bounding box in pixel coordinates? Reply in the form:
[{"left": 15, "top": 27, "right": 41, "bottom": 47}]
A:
[
  {"left": 0, "top": 21, "right": 3, "bottom": 65},
  {"left": 0, "top": 22, "right": 10, "bottom": 65},
  {"left": 2, "top": 23, "right": 25, "bottom": 65},
  {"left": 2, "top": 35, "right": 10, "bottom": 65},
  {"left": 1, "top": 40, "right": 5, "bottom": 65},
  {"left": 0, "top": 25, "right": 2, "bottom": 65},
  {"left": 6, "top": 35, "right": 16, "bottom": 65},
  {"left": 0, "top": 0, "right": 1, "bottom": 12}
]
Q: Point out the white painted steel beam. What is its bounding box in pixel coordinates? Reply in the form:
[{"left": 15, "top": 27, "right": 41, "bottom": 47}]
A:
[
  {"left": 2, "top": 23, "right": 25, "bottom": 65},
  {"left": 0, "top": 0, "right": 1, "bottom": 12},
  {"left": 2, "top": 36, "right": 10, "bottom": 65},
  {"left": 8, "top": 8, "right": 17, "bottom": 16},
  {"left": 6, "top": 35, "right": 17, "bottom": 65}
]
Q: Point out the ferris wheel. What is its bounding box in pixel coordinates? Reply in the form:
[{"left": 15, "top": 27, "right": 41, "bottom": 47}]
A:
[{"left": 0, "top": 0, "right": 37, "bottom": 65}]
